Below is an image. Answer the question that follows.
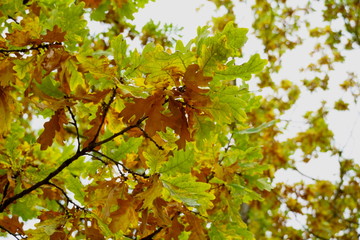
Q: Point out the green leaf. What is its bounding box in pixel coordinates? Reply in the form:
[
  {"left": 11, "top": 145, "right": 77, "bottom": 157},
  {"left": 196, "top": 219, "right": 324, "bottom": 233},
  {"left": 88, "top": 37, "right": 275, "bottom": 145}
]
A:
[
  {"left": 228, "top": 183, "right": 263, "bottom": 202},
  {"left": 160, "top": 145, "right": 195, "bottom": 175},
  {"left": 143, "top": 143, "right": 167, "bottom": 174},
  {"left": 161, "top": 174, "right": 214, "bottom": 213},
  {"left": 209, "top": 86, "right": 247, "bottom": 124},
  {"left": 36, "top": 75, "right": 65, "bottom": 99},
  {"left": 255, "top": 178, "right": 273, "bottom": 191},
  {"left": 64, "top": 174, "right": 85, "bottom": 204},
  {"left": 11, "top": 194, "right": 40, "bottom": 221},
  {"left": 215, "top": 54, "right": 268, "bottom": 81},
  {"left": 193, "top": 117, "right": 215, "bottom": 149},
  {"left": 222, "top": 22, "right": 248, "bottom": 50},
  {"left": 13, "top": 57, "right": 34, "bottom": 79},
  {"left": 111, "top": 34, "right": 128, "bottom": 69},
  {"left": 236, "top": 120, "right": 277, "bottom": 134},
  {"left": 64, "top": 58, "right": 85, "bottom": 92}
]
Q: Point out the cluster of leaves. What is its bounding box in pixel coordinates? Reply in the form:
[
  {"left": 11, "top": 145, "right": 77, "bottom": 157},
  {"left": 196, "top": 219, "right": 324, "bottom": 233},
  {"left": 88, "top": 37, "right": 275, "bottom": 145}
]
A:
[
  {"left": 205, "top": 0, "right": 360, "bottom": 239},
  {"left": 0, "top": 0, "right": 272, "bottom": 239}
]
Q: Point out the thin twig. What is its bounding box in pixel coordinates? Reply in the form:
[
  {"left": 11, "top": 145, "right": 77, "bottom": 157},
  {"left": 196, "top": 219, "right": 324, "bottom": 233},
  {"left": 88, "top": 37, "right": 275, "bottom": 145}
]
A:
[
  {"left": 0, "top": 42, "right": 62, "bottom": 54},
  {"left": 292, "top": 166, "right": 319, "bottom": 181},
  {"left": 140, "top": 227, "right": 164, "bottom": 240},
  {"left": 138, "top": 127, "right": 164, "bottom": 150},
  {"left": 0, "top": 225, "right": 22, "bottom": 240},
  {"left": 46, "top": 182, "right": 87, "bottom": 211},
  {"left": 67, "top": 106, "right": 81, "bottom": 153},
  {"left": 86, "top": 153, "right": 126, "bottom": 179},
  {"left": 90, "top": 88, "right": 117, "bottom": 145},
  {"left": 92, "top": 150, "right": 149, "bottom": 179},
  {"left": 93, "top": 116, "right": 148, "bottom": 148}
]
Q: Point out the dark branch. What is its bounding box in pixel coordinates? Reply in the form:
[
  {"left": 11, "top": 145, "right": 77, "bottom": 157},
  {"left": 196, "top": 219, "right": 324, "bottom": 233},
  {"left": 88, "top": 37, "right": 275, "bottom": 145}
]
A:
[
  {"left": 140, "top": 226, "right": 164, "bottom": 240},
  {"left": 291, "top": 166, "right": 319, "bottom": 181},
  {"left": 0, "top": 149, "right": 86, "bottom": 213},
  {"left": 138, "top": 127, "right": 164, "bottom": 150},
  {"left": 92, "top": 150, "right": 149, "bottom": 179},
  {"left": 0, "top": 42, "right": 62, "bottom": 54},
  {"left": 90, "top": 88, "right": 117, "bottom": 145},
  {"left": 93, "top": 116, "right": 147, "bottom": 148},
  {"left": 67, "top": 106, "right": 81, "bottom": 153},
  {"left": 86, "top": 153, "right": 126, "bottom": 179},
  {"left": 46, "top": 182, "right": 87, "bottom": 211},
  {"left": 0, "top": 225, "right": 22, "bottom": 240}
]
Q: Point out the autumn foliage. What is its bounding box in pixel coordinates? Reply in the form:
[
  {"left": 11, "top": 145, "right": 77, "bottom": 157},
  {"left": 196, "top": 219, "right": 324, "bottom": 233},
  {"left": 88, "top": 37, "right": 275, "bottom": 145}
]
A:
[{"left": 1, "top": 0, "right": 360, "bottom": 239}]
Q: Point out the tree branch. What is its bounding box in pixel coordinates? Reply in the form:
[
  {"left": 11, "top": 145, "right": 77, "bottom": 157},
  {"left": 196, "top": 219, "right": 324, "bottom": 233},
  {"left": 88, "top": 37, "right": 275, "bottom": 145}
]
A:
[
  {"left": 67, "top": 106, "right": 81, "bottom": 153},
  {"left": 86, "top": 153, "right": 126, "bottom": 179},
  {"left": 0, "top": 119, "right": 145, "bottom": 213},
  {"left": 92, "top": 150, "right": 149, "bottom": 179},
  {"left": 46, "top": 182, "right": 87, "bottom": 211},
  {"left": 0, "top": 42, "right": 62, "bottom": 54},
  {"left": 90, "top": 88, "right": 117, "bottom": 145},
  {"left": 140, "top": 226, "right": 163, "bottom": 240},
  {"left": 93, "top": 116, "right": 147, "bottom": 148},
  {"left": 138, "top": 127, "right": 164, "bottom": 150},
  {"left": 0, "top": 225, "right": 23, "bottom": 240}
]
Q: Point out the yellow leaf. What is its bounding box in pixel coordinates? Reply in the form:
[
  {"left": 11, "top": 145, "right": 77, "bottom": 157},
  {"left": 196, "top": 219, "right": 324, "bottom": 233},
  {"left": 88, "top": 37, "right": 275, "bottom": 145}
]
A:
[
  {"left": 136, "top": 175, "right": 163, "bottom": 209},
  {"left": 0, "top": 87, "right": 13, "bottom": 135}
]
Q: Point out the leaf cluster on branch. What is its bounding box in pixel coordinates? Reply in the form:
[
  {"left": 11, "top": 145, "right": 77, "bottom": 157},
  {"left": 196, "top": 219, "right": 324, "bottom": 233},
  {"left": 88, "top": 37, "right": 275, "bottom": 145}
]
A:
[{"left": 0, "top": 0, "right": 269, "bottom": 239}]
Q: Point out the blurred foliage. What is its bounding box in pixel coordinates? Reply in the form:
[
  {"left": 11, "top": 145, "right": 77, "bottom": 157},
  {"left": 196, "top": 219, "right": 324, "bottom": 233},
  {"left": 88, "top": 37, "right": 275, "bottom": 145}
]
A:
[{"left": 206, "top": 0, "right": 360, "bottom": 239}]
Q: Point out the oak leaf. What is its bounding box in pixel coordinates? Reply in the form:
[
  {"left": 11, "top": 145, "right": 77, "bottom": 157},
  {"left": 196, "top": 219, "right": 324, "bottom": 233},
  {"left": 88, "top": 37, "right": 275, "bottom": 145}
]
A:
[
  {"left": 109, "top": 198, "right": 138, "bottom": 233},
  {"left": 6, "top": 30, "right": 32, "bottom": 47},
  {"left": 0, "top": 87, "right": 13, "bottom": 135},
  {"left": 120, "top": 92, "right": 166, "bottom": 135},
  {"left": 0, "top": 215, "right": 25, "bottom": 235},
  {"left": 41, "top": 25, "right": 66, "bottom": 43},
  {"left": 0, "top": 59, "right": 16, "bottom": 87},
  {"left": 37, "top": 108, "right": 68, "bottom": 150},
  {"left": 136, "top": 174, "right": 163, "bottom": 210}
]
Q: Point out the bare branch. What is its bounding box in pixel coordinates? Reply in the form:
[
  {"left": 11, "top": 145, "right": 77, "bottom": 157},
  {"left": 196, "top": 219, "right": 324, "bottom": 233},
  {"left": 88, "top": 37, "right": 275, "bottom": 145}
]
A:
[
  {"left": 138, "top": 127, "right": 164, "bottom": 150},
  {"left": 0, "top": 225, "right": 23, "bottom": 240},
  {"left": 93, "top": 116, "right": 148, "bottom": 148},
  {"left": 67, "top": 106, "right": 81, "bottom": 153},
  {"left": 86, "top": 153, "right": 126, "bottom": 179},
  {"left": 46, "top": 182, "right": 87, "bottom": 211},
  {"left": 90, "top": 88, "right": 117, "bottom": 145},
  {"left": 92, "top": 150, "right": 149, "bottom": 179},
  {"left": 0, "top": 42, "right": 62, "bottom": 54},
  {"left": 140, "top": 226, "right": 164, "bottom": 240}
]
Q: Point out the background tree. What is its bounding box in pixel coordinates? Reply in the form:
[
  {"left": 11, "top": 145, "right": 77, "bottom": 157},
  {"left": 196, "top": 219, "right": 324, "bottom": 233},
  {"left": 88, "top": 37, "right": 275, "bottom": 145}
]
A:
[{"left": 205, "top": 0, "right": 360, "bottom": 239}]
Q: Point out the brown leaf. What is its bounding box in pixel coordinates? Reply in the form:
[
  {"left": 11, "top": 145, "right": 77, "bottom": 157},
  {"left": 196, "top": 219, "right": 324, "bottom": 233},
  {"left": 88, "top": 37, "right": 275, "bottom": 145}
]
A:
[
  {"left": 164, "top": 217, "right": 184, "bottom": 240},
  {"left": 120, "top": 92, "right": 166, "bottom": 135},
  {"left": 6, "top": 30, "right": 32, "bottom": 47},
  {"left": 82, "top": 107, "right": 103, "bottom": 148},
  {"left": 183, "top": 64, "right": 212, "bottom": 89},
  {"left": 0, "top": 59, "right": 16, "bottom": 87},
  {"left": 41, "top": 25, "right": 66, "bottom": 43},
  {"left": 81, "top": 0, "right": 103, "bottom": 8},
  {"left": 37, "top": 108, "right": 68, "bottom": 150},
  {"left": 109, "top": 198, "right": 138, "bottom": 233},
  {"left": 184, "top": 213, "right": 207, "bottom": 240},
  {"left": 0, "top": 87, "right": 13, "bottom": 135},
  {"left": 85, "top": 219, "right": 105, "bottom": 240},
  {"left": 165, "top": 97, "right": 192, "bottom": 149},
  {"left": 0, "top": 215, "right": 25, "bottom": 235}
]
